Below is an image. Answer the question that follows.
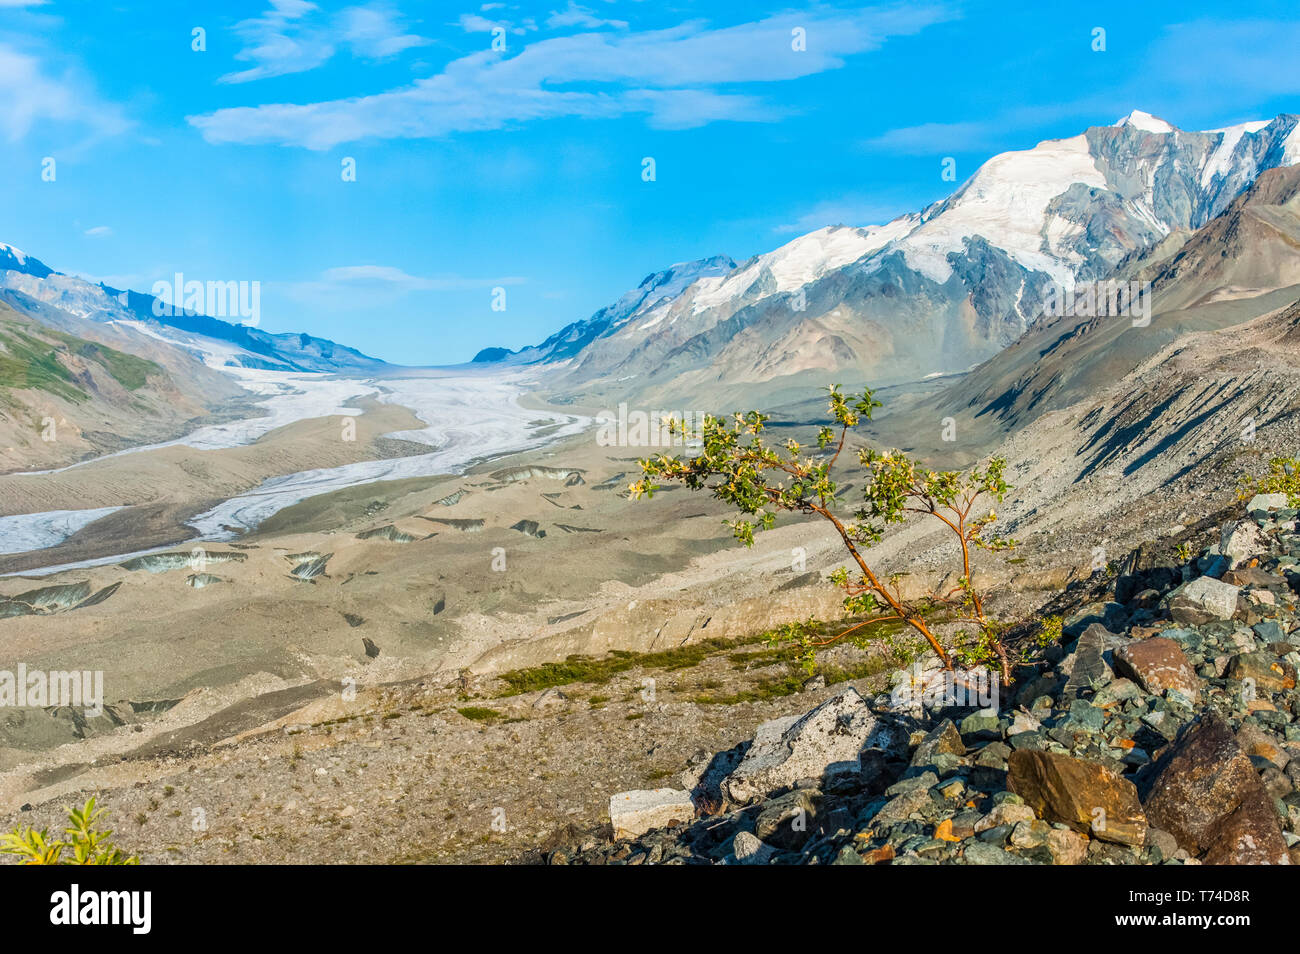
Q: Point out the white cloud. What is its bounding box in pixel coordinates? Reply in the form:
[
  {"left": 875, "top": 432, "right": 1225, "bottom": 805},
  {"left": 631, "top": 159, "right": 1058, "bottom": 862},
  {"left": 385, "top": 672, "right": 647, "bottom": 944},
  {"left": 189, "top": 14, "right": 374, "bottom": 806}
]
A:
[
  {"left": 221, "top": 0, "right": 430, "bottom": 84},
  {"left": 546, "top": 2, "right": 627, "bottom": 31},
  {"left": 339, "top": 3, "right": 429, "bottom": 58},
  {"left": 457, "top": 13, "right": 499, "bottom": 33},
  {"left": 861, "top": 120, "right": 998, "bottom": 155},
  {"left": 191, "top": 3, "right": 956, "bottom": 148},
  {"left": 0, "top": 44, "right": 129, "bottom": 142},
  {"left": 83, "top": 225, "right": 113, "bottom": 238}
]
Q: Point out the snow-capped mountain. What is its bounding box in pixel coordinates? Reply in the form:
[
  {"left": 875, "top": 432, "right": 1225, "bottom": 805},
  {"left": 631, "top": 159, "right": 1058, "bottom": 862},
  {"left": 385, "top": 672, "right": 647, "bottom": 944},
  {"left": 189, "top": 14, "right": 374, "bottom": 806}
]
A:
[
  {"left": 0, "top": 244, "right": 388, "bottom": 374},
  {"left": 475, "top": 254, "right": 737, "bottom": 365},
  {"left": 490, "top": 110, "right": 1300, "bottom": 408}
]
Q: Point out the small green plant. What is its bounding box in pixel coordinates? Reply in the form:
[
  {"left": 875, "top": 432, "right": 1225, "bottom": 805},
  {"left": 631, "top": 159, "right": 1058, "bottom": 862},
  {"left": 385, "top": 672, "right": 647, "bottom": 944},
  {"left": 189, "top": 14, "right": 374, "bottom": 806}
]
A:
[
  {"left": 0, "top": 798, "right": 139, "bottom": 865},
  {"left": 1035, "top": 615, "right": 1063, "bottom": 649},
  {"left": 1174, "top": 541, "right": 1194, "bottom": 562},
  {"left": 1239, "top": 456, "right": 1300, "bottom": 507},
  {"left": 633, "top": 385, "right": 1017, "bottom": 681}
]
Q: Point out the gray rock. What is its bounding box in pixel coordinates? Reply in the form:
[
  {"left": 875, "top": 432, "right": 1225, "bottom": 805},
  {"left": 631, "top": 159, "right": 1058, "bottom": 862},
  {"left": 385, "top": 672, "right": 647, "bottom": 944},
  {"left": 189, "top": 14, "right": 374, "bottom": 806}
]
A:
[
  {"left": 532, "top": 686, "right": 569, "bottom": 709},
  {"left": 754, "top": 789, "right": 818, "bottom": 849},
  {"left": 1063, "top": 624, "right": 1122, "bottom": 696},
  {"left": 911, "top": 718, "right": 965, "bottom": 765},
  {"left": 608, "top": 789, "right": 694, "bottom": 840},
  {"left": 1220, "top": 519, "right": 1268, "bottom": 569},
  {"left": 963, "top": 842, "right": 1031, "bottom": 865},
  {"left": 730, "top": 830, "right": 774, "bottom": 865},
  {"left": 1248, "top": 493, "right": 1289, "bottom": 513},
  {"left": 722, "top": 688, "right": 905, "bottom": 804},
  {"left": 1168, "top": 576, "right": 1239, "bottom": 625}
]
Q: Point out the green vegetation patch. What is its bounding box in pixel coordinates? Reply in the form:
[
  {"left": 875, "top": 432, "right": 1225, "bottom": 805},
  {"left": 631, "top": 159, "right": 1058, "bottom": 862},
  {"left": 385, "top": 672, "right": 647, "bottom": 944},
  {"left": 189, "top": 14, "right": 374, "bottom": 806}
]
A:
[
  {"left": 74, "top": 341, "right": 159, "bottom": 390},
  {"left": 456, "top": 706, "right": 502, "bottom": 722},
  {"left": 495, "top": 636, "right": 756, "bottom": 696},
  {"left": 0, "top": 325, "right": 85, "bottom": 402}
]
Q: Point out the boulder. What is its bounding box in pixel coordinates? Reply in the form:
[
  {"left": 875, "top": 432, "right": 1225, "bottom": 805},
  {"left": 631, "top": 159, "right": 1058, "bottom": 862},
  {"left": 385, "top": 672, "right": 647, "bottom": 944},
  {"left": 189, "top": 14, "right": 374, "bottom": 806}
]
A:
[
  {"left": 1007, "top": 750, "right": 1146, "bottom": 846},
  {"left": 1113, "top": 637, "right": 1202, "bottom": 703},
  {"left": 1247, "top": 493, "right": 1289, "bottom": 513},
  {"left": 1202, "top": 796, "right": 1291, "bottom": 865},
  {"left": 1167, "top": 576, "right": 1239, "bottom": 625},
  {"left": 1142, "top": 713, "right": 1287, "bottom": 861},
  {"left": 608, "top": 789, "right": 694, "bottom": 839},
  {"left": 722, "top": 688, "right": 905, "bottom": 804},
  {"left": 1220, "top": 519, "right": 1268, "bottom": 569}
]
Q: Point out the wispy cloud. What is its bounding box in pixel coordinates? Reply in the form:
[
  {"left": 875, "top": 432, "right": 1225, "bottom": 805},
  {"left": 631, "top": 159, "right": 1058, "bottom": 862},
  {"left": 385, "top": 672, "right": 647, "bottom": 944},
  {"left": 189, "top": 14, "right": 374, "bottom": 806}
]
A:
[
  {"left": 774, "top": 196, "right": 910, "bottom": 233},
  {"left": 0, "top": 43, "right": 129, "bottom": 143},
  {"left": 861, "top": 120, "right": 1001, "bottom": 155},
  {"left": 191, "top": 3, "right": 956, "bottom": 148},
  {"left": 545, "top": 2, "right": 627, "bottom": 31},
  {"left": 83, "top": 225, "right": 113, "bottom": 238},
  {"left": 282, "top": 265, "right": 525, "bottom": 306},
  {"left": 221, "top": 0, "right": 431, "bottom": 84}
]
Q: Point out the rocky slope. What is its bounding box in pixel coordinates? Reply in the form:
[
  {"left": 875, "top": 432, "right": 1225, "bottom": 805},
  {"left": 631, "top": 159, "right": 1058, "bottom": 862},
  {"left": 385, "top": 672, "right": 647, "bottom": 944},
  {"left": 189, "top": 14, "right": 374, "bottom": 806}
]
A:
[
  {"left": 548, "top": 494, "right": 1300, "bottom": 865},
  {"left": 0, "top": 300, "right": 247, "bottom": 473}
]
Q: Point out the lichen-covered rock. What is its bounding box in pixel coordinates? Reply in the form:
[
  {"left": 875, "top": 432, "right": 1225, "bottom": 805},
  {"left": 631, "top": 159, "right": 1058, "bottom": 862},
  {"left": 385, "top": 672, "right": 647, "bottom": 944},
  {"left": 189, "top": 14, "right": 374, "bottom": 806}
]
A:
[
  {"left": 1113, "top": 637, "right": 1202, "bottom": 703},
  {"left": 1226, "top": 652, "right": 1297, "bottom": 691},
  {"left": 1202, "top": 795, "right": 1291, "bottom": 865},
  {"left": 1220, "top": 519, "right": 1268, "bottom": 569},
  {"left": 1143, "top": 714, "right": 1286, "bottom": 862},
  {"left": 722, "top": 687, "right": 905, "bottom": 804}
]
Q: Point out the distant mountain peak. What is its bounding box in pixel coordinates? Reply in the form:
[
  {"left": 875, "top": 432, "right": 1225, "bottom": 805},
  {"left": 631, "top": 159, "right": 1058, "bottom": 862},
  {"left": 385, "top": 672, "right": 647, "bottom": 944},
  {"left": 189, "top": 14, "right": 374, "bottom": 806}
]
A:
[
  {"left": 0, "top": 243, "right": 53, "bottom": 279},
  {"left": 0, "top": 246, "right": 389, "bottom": 374},
  {"left": 1115, "top": 109, "right": 1177, "bottom": 134},
  {"left": 510, "top": 110, "right": 1300, "bottom": 408}
]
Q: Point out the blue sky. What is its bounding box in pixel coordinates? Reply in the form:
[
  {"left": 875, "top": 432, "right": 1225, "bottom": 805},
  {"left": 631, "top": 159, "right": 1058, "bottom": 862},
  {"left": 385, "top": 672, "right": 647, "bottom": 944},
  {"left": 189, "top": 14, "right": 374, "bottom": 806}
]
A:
[{"left": 1, "top": 0, "right": 1298, "bottom": 365}]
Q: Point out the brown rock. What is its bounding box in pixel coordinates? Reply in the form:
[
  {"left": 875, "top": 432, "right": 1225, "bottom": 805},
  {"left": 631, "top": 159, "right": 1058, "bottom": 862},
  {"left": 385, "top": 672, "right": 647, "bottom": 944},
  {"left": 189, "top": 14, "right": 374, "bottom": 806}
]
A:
[
  {"left": 1226, "top": 652, "right": 1297, "bottom": 691},
  {"left": 1143, "top": 713, "right": 1287, "bottom": 860},
  {"left": 1202, "top": 796, "right": 1291, "bottom": 865},
  {"left": 1007, "top": 750, "right": 1147, "bottom": 846},
  {"left": 1113, "top": 637, "right": 1202, "bottom": 703},
  {"left": 1222, "top": 567, "right": 1286, "bottom": 588}
]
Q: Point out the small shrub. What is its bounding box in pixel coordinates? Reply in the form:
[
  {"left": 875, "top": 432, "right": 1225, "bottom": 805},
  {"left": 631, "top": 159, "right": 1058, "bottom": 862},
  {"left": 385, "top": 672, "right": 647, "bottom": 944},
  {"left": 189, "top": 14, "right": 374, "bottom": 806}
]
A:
[
  {"left": 633, "top": 385, "right": 1017, "bottom": 680},
  {"left": 0, "top": 798, "right": 139, "bottom": 865},
  {"left": 1239, "top": 456, "right": 1300, "bottom": 506}
]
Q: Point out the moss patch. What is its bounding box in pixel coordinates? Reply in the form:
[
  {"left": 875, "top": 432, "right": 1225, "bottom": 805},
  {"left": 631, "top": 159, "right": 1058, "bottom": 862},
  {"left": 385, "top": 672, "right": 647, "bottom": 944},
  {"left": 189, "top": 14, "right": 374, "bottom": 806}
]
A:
[{"left": 456, "top": 706, "right": 502, "bottom": 722}]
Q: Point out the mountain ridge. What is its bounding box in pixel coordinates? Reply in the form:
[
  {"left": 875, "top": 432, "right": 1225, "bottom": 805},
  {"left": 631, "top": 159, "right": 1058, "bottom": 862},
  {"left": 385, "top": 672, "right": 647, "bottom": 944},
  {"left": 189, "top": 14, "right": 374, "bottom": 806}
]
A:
[
  {"left": 480, "top": 111, "right": 1300, "bottom": 411},
  {"left": 0, "top": 243, "right": 389, "bottom": 375}
]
